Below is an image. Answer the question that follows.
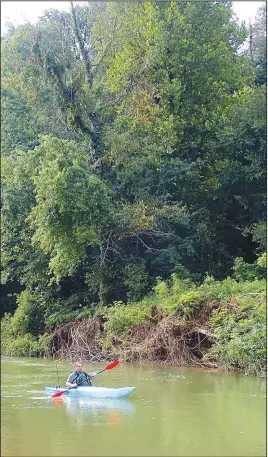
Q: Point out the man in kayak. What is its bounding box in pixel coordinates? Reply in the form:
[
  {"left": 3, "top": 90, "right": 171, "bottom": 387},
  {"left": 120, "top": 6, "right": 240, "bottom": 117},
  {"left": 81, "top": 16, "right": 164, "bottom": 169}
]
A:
[{"left": 66, "top": 361, "right": 97, "bottom": 387}]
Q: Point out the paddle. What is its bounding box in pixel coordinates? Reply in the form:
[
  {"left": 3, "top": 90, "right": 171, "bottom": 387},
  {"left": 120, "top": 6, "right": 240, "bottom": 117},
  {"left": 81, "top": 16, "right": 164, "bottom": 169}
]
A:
[{"left": 51, "top": 360, "right": 120, "bottom": 398}]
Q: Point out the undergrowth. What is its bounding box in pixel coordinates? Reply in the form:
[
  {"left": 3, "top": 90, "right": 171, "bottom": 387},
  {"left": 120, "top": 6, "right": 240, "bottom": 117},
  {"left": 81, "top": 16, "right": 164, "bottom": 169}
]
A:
[{"left": 1, "top": 254, "right": 266, "bottom": 376}]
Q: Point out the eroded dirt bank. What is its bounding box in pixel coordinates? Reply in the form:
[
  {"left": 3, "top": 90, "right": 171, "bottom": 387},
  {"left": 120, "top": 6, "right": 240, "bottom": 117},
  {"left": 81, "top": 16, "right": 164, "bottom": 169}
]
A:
[{"left": 50, "top": 303, "right": 222, "bottom": 369}]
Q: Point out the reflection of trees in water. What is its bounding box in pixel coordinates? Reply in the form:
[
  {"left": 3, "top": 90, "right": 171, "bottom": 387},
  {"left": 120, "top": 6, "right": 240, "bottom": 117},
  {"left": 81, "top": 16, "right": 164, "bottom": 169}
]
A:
[{"left": 52, "top": 397, "right": 136, "bottom": 428}]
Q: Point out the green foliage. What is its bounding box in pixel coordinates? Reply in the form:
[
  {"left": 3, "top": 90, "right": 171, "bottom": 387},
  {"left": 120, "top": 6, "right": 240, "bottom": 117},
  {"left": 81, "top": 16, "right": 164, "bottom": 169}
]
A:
[
  {"left": 1, "top": 151, "right": 51, "bottom": 289},
  {"left": 199, "top": 275, "right": 266, "bottom": 302},
  {"left": 252, "top": 222, "right": 267, "bottom": 251},
  {"left": 1, "top": 314, "right": 50, "bottom": 357},
  {"left": 250, "top": 5, "right": 267, "bottom": 85},
  {"left": 3, "top": 333, "right": 50, "bottom": 357},
  {"left": 210, "top": 300, "right": 266, "bottom": 377},
  {"left": 1, "top": 314, "right": 13, "bottom": 354},
  {"left": 257, "top": 252, "right": 266, "bottom": 268},
  {"left": 28, "top": 135, "right": 115, "bottom": 278},
  {"left": 0, "top": 2, "right": 266, "bottom": 377},
  {"left": 103, "top": 302, "right": 150, "bottom": 336},
  {"left": 173, "top": 290, "right": 204, "bottom": 320},
  {"left": 123, "top": 260, "right": 149, "bottom": 301},
  {"left": 153, "top": 273, "right": 194, "bottom": 300},
  {"left": 12, "top": 290, "right": 45, "bottom": 336},
  {"left": 170, "top": 273, "right": 195, "bottom": 295},
  {"left": 2, "top": 2, "right": 266, "bottom": 293},
  {"left": 153, "top": 279, "right": 169, "bottom": 298},
  {"left": 45, "top": 308, "right": 92, "bottom": 329},
  {"left": 233, "top": 256, "right": 266, "bottom": 282}
]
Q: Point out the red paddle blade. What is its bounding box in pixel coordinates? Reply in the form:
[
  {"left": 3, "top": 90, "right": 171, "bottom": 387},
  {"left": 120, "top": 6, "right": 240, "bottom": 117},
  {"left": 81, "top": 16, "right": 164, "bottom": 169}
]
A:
[
  {"left": 51, "top": 389, "right": 66, "bottom": 398},
  {"left": 105, "top": 360, "right": 120, "bottom": 371}
]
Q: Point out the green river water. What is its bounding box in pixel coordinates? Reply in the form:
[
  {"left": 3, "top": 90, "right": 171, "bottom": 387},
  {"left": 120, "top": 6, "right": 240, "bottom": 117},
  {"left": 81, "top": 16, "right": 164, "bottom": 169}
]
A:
[{"left": 1, "top": 357, "right": 266, "bottom": 456}]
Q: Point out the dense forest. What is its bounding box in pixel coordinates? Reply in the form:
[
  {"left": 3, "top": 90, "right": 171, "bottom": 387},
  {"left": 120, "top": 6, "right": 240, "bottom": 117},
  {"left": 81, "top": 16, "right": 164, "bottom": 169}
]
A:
[{"left": 1, "top": 2, "right": 266, "bottom": 376}]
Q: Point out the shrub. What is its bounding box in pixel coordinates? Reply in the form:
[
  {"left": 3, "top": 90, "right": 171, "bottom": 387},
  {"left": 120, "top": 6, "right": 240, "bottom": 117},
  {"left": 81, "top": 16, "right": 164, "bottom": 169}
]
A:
[
  {"left": 104, "top": 302, "right": 150, "bottom": 336},
  {"left": 6, "top": 333, "right": 40, "bottom": 357},
  {"left": 210, "top": 299, "right": 266, "bottom": 377},
  {"left": 123, "top": 261, "right": 150, "bottom": 301},
  {"left": 37, "top": 333, "right": 51, "bottom": 355},
  {"left": 1, "top": 313, "right": 14, "bottom": 354},
  {"left": 170, "top": 273, "right": 195, "bottom": 296},
  {"left": 173, "top": 290, "right": 204, "bottom": 319},
  {"left": 153, "top": 274, "right": 194, "bottom": 301},
  {"left": 233, "top": 256, "right": 266, "bottom": 282},
  {"left": 153, "top": 279, "right": 169, "bottom": 298},
  {"left": 1, "top": 313, "right": 51, "bottom": 357},
  {"left": 45, "top": 308, "right": 93, "bottom": 329},
  {"left": 251, "top": 222, "right": 266, "bottom": 251},
  {"left": 45, "top": 311, "right": 76, "bottom": 329},
  {"left": 199, "top": 277, "right": 237, "bottom": 302},
  {"left": 199, "top": 276, "right": 266, "bottom": 303},
  {"left": 12, "top": 290, "right": 45, "bottom": 336},
  {"left": 257, "top": 252, "right": 266, "bottom": 269}
]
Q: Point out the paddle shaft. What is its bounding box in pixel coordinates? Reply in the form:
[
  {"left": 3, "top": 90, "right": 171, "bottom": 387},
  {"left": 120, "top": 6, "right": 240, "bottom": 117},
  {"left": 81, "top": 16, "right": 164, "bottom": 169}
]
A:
[{"left": 95, "top": 367, "right": 107, "bottom": 375}]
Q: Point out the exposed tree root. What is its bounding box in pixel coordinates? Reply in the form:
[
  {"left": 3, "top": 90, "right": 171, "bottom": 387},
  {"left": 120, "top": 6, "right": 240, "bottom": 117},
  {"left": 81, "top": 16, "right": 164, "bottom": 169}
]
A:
[
  {"left": 49, "top": 301, "right": 226, "bottom": 368},
  {"left": 51, "top": 318, "right": 106, "bottom": 362},
  {"left": 121, "top": 315, "right": 216, "bottom": 367}
]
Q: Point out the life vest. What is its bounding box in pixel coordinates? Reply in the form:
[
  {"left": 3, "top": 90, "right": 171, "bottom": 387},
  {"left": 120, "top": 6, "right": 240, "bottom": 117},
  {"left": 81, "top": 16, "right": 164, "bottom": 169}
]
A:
[{"left": 74, "top": 371, "right": 92, "bottom": 386}]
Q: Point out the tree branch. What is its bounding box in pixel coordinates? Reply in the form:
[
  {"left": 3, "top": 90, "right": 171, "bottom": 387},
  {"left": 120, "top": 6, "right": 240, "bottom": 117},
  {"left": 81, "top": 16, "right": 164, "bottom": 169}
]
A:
[{"left": 70, "top": 1, "right": 92, "bottom": 86}]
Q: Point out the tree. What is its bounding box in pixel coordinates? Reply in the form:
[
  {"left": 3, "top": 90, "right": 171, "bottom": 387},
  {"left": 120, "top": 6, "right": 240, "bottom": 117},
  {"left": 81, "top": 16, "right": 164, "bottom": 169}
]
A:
[
  {"left": 1, "top": 1, "right": 266, "bottom": 322},
  {"left": 250, "top": 5, "right": 267, "bottom": 85}
]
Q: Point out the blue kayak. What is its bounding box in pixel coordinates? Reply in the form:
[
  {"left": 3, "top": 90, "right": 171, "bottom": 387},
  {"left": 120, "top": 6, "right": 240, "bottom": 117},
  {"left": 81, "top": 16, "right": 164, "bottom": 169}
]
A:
[{"left": 44, "top": 385, "right": 135, "bottom": 398}]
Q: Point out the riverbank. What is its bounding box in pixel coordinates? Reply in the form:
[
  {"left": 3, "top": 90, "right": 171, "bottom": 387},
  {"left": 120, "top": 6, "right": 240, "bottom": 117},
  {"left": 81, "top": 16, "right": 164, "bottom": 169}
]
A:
[{"left": 1, "top": 272, "right": 266, "bottom": 378}]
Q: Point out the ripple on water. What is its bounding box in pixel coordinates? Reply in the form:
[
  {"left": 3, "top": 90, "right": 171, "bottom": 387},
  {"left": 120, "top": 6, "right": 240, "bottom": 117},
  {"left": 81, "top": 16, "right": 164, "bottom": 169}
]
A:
[
  {"left": 2, "top": 359, "right": 47, "bottom": 367},
  {"left": 2, "top": 374, "right": 34, "bottom": 380},
  {"left": 27, "top": 389, "right": 44, "bottom": 393},
  {"left": 31, "top": 396, "right": 48, "bottom": 400},
  {"left": 1, "top": 393, "right": 23, "bottom": 398}
]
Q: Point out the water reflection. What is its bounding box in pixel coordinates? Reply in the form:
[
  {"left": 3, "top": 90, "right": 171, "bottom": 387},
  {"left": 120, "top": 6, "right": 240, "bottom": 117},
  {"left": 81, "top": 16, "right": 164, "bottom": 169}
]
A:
[
  {"left": 51, "top": 396, "right": 136, "bottom": 430},
  {"left": 52, "top": 396, "right": 136, "bottom": 414}
]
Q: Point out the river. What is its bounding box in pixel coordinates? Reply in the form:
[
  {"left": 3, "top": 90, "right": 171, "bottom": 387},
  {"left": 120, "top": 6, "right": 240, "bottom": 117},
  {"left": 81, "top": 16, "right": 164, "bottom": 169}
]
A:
[{"left": 1, "top": 357, "right": 266, "bottom": 456}]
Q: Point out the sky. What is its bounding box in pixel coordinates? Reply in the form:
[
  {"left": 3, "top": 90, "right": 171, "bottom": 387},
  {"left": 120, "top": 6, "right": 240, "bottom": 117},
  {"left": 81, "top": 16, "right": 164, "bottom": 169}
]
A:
[{"left": 1, "top": 1, "right": 265, "bottom": 34}]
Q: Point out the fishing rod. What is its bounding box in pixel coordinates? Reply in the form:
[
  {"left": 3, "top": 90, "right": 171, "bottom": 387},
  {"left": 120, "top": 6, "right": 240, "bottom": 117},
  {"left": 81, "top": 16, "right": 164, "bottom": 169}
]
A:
[
  {"left": 56, "top": 362, "right": 60, "bottom": 387},
  {"left": 53, "top": 357, "right": 60, "bottom": 387}
]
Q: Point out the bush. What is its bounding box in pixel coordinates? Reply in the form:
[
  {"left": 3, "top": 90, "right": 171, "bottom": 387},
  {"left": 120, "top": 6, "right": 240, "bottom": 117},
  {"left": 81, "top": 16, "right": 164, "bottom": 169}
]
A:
[
  {"left": 153, "top": 279, "right": 169, "bottom": 298},
  {"left": 210, "top": 299, "right": 266, "bottom": 377},
  {"left": 257, "top": 252, "right": 266, "bottom": 269},
  {"left": 233, "top": 256, "right": 266, "bottom": 282},
  {"left": 199, "top": 277, "right": 235, "bottom": 302},
  {"left": 251, "top": 222, "right": 266, "bottom": 251},
  {"left": 153, "top": 274, "right": 194, "bottom": 301},
  {"left": 12, "top": 290, "right": 45, "bottom": 336},
  {"left": 199, "top": 276, "right": 266, "bottom": 303},
  {"left": 1, "top": 313, "right": 14, "bottom": 354},
  {"left": 45, "top": 307, "right": 93, "bottom": 329},
  {"left": 45, "top": 311, "right": 79, "bottom": 329},
  {"left": 43, "top": 293, "right": 94, "bottom": 329},
  {"left": 170, "top": 273, "right": 195, "bottom": 296},
  {"left": 123, "top": 261, "right": 150, "bottom": 301},
  {"left": 104, "top": 302, "right": 150, "bottom": 336},
  {"left": 6, "top": 333, "right": 40, "bottom": 357},
  {"left": 173, "top": 290, "right": 204, "bottom": 319},
  {"left": 1, "top": 313, "right": 50, "bottom": 356}
]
